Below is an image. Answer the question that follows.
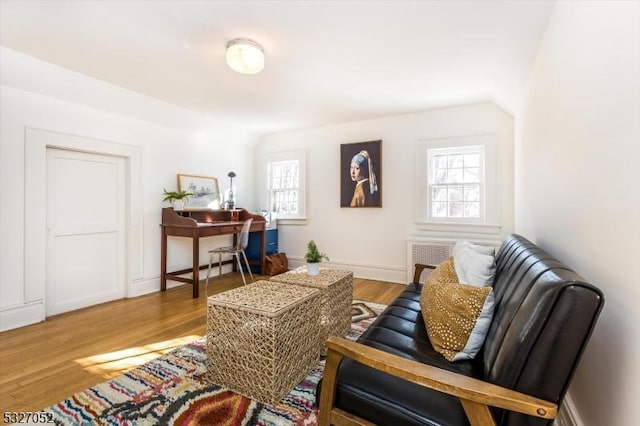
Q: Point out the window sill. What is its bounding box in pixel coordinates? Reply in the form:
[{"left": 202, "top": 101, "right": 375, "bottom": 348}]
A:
[
  {"left": 415, "top": 222, "right": 502, "bottom": 235},
  {"left": 276, "top": 218, "right": 308, "bottom": 226}
]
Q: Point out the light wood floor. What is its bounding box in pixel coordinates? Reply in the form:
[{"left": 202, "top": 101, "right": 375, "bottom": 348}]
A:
[{"left": 0, "top": 273, "right": 405, "bottom": 415}]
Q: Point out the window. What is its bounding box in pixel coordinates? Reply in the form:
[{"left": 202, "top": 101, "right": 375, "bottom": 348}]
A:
[
  {"left": 428, "top": 146, "right": 484, "bottom": 221},
  {"left": 416, "top": 133, "right": 501, "bottom": 234},
  {"left": 263, "top": 150, "right": 306, "bottom": 220},
  {"left": 268, "top": 160, "right": 299, "bottom": 216}
]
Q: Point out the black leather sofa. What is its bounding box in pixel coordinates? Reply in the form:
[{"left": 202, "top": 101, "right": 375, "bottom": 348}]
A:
[{"left": 317, "top": 234, "right": 604, "bottom": 426}]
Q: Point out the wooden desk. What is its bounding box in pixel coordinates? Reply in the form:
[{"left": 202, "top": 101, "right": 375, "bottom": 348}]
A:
[{"left": 160, "top": 208, "right": 267, "bottom": 298}]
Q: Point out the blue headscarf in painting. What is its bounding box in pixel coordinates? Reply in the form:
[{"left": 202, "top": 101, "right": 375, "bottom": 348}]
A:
[{"left": 351, "top": 150, "right": 378, "bottom": 195}]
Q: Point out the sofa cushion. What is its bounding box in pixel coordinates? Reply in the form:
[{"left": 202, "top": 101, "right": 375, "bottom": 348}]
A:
[{"left": 422, "top": 281, "right": 495, "bottom": 361}]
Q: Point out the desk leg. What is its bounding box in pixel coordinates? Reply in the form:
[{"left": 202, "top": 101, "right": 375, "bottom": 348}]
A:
[
  {"left": 260, "top": 229, "right": 266, "bottom": 274},
  {"left": 161, "top": 228, "right": 167, "bottom": 291},
  {"left": 192, "top": 235, "right": 200, "bottom": 298}
]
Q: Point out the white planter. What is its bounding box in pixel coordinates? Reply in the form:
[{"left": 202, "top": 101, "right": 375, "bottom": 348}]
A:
[
  {"left": 173, "top": 200, "right": 185, "bottom": 211},
  {"left": 306, "top": 262, "right": 320, "bottom": 276}
]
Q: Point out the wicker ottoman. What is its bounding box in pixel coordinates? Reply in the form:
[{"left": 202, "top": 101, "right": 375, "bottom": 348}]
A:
[
  {"left": 206, "top": 280, "right": 320, "bottom": 405},
  {"left": 270, "top": 267, "right": 353, "bottom": 353}
]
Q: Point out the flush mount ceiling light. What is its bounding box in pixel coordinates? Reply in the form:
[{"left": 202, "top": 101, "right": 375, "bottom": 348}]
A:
[{"left": 225, "top": 38, "right": 265, "bottom": 74}]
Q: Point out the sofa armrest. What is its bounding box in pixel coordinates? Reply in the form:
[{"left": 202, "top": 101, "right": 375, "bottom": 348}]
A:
[
  {"left": 413, "top": 263, "right": 437, "bottom": 283},
  {"left": 318, "top": 337, "right": 557, "bottom": 426}
]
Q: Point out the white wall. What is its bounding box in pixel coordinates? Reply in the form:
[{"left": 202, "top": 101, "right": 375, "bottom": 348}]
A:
[
  {"left": 257, "top": 103, "right": 514, "bottom": 282},
  {"left": 0, "top": 49, "right": 258, "bottom": 331},
  {"left": 516, "top": 1, "right": 640, "bottom": 425}
]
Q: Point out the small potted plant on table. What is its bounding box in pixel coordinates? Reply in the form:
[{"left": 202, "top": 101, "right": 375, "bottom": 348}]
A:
[
  {"left": 162, "top": 188, "right": 193, "bottom": 211},
  {"left": 304, "top": 240, "right": 329, "bottom": 276}
]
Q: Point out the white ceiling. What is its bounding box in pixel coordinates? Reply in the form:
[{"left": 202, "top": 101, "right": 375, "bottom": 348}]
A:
[{"left": 0, "top": 0, "right": 555, "bottom": 135}]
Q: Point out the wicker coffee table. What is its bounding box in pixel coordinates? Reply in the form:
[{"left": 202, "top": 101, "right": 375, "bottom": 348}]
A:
[
  {"left": 206, "top": 280, "right": 320, "bottom": 405},
  {"left": 270, "top": 267, "right": 353, "bottom": 353}
]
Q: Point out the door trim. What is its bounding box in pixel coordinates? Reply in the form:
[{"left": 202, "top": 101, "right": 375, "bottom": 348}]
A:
[{"left": 24, "top": 127, "right": 142, "bottom": 309}]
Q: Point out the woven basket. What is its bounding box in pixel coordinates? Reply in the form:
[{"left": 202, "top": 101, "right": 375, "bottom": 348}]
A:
[
  {"left": 271, "top": 267, "right": 353, "bottom": 354},
  {"left": 206, "top": 280, "right": 321, "bottom": 405}
]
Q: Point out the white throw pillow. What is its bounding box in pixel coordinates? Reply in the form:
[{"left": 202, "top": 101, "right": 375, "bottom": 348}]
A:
[
  {"left": 452, "top": 241, "right": 495, "bottom": 257},
  {"left": 453, "top": 242, "right": 496, "bottom": 287}
]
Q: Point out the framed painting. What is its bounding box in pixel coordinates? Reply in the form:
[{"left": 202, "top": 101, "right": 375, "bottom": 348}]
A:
[
  {"left": 340, "top": 140, "right": 382, "bottom": 208},
  {"left": 178, "top": 174, "right": 221, "bottom": 209}
]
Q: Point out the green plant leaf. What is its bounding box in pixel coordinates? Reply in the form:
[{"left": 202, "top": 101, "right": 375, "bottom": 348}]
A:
[
  {"left": 305, "top": 240, "right": 329, "bottom": 263},
  {"left": 162, "top": 188, "right": 193, "bottom": 201}
]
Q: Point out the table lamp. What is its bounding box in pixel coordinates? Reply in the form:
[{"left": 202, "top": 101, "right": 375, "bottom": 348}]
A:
[{"left": 227, "top": 171, "right": 236, "bottom": 210}]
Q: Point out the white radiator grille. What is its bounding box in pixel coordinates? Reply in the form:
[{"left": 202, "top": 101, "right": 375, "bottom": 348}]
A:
[
  {"left": 407, "top": 240, "right": 455, "bottom": 283},
  {"left": 406, "top": 239, "right": 502, "bottom": 283}
]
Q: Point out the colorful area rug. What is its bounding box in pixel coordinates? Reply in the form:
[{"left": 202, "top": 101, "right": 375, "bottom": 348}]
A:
[{"left": 46, "top": 300, "right": 387, "bottom": 425}]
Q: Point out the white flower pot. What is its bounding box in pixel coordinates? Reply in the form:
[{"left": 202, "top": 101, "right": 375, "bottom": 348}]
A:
[
  {"left": 173, "top": 200, "right": 185, "bottom": 211},
  {"left": 306, "top": 262, "right": 320, "bottom": 276}
]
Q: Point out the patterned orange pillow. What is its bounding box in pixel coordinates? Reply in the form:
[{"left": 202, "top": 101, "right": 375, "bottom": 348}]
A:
[
  {"left": 424, "top": 257, "right": 459, "bottom": 285},
  {"left": 420, "top": 258, "right": 495, "bottom": 362}
]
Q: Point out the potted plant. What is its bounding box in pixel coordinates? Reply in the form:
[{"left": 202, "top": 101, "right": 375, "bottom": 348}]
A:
[
  {"left": 304, "top": 240, "right": 329, "bottom": 276},
  {"left": 162, "top": 188, "right": 193, "bottom": 211}
]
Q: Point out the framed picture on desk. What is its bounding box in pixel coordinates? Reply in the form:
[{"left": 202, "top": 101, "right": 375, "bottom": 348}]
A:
[{"left": 178, "top": 174, "right": 221, "bottom": 209}]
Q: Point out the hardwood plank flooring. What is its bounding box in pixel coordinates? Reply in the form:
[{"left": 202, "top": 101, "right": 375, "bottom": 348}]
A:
[{"left": 0, "top": 273, "right": 405, "bottom": 415}]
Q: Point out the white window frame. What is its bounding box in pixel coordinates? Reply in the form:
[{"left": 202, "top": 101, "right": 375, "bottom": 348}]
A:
[
  {"left": 427, "top": 145, "right": 485, "bottom": 223},
  {"left": 262, "top": 150, "right": 306, "bottom": 221},
  {"left": 416, "top": 134, "right": 500, "bottom": 234}
]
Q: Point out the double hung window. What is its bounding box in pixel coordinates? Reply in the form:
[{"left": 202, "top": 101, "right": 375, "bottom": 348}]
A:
[
  {"left": 268, "top": 160, "right": 299, "bottom": 216},
  {"left": 428, "top": 146, "right": 484, "bottom": 221},
  {"left": 264, "top": 150, "right": 306, "bottom": 220},
  {"left": 417, "top": 133, "right": 501, "bottom": 233}
]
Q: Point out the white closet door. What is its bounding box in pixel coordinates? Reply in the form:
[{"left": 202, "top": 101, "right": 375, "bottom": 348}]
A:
[{"left": 46, "top": 148, "right": 125, "bottom": 316}]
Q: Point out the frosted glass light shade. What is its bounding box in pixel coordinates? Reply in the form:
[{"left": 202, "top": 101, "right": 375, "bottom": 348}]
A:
[{"left": 226, "top": 38, "right": 265, "bottom": 74}]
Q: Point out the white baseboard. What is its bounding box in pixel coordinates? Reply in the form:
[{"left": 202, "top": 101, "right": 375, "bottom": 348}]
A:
[
  {"left": 555, "top": 391, "right": 583, "bottom": 426},
  {"left": 127, "top": 270, "right": 233, "bottom": 298},
  {"left": 128, "top": 276, "right": 196, "bottom": 297},
  {"left": 128, "top": 276, "right": 161, "bottom": 297},
  {"left": 0, "top": 301, "right": 45, "bottom": 332},
  {"left": 287, "top": 257, "right": 407, "bottom": 284},
  {"left": 1, "top": 275, "right": 192, "bottom": 331}
]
